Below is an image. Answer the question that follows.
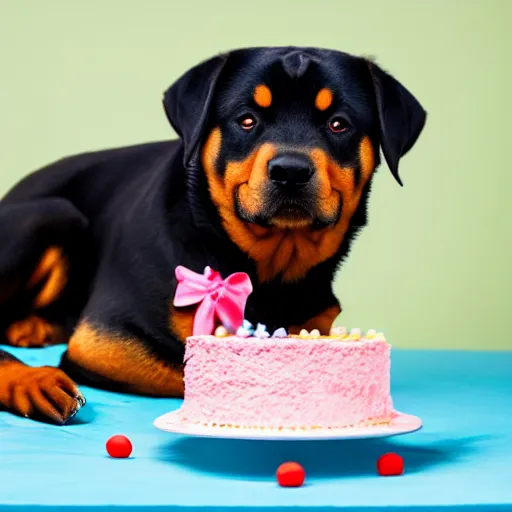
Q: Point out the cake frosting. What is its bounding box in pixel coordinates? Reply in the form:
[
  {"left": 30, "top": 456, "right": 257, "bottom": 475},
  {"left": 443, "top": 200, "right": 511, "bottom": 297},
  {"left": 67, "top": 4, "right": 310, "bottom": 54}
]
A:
[
  {"left": 177, "top": 325, "right": 394, "bottom": 430},
  {"left": 172, "top": 265, "right": 395, "bottom": 431}
]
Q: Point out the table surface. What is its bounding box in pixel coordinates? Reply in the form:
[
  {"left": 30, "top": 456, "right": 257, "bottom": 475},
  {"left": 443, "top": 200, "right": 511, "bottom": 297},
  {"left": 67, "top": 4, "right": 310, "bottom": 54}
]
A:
[{"left": 0, "top": 346, "right": 511, "bottom": 511}]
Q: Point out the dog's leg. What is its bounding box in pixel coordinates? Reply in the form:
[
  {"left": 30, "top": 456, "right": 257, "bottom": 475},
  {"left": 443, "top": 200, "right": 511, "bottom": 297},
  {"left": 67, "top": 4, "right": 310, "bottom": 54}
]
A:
[
  {"left": 0, "top": 349, "right": 85, "bottom": 424},
  {"left": 0, "top": 308, "right": 184, "bottom": 425},
  {"left": 61, "top": 321, "right": 184, "bottom": 397},
  {"left": 0, "top": 198, "right": 89, "bottom": 423},
  {"left": 0, "top": 198, "right": 89, "bottom": 347}
]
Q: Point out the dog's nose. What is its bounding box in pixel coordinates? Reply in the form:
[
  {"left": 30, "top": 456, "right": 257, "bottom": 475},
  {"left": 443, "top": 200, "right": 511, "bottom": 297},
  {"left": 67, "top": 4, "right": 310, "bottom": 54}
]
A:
[{"left": 268, "top": 154, "right": 314, "bottom": 188}]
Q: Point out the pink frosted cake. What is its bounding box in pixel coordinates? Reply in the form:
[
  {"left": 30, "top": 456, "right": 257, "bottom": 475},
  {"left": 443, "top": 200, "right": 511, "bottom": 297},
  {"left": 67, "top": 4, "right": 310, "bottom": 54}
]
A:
[{"left": 177, "top": 325, "right": 394, "bottom": 430}]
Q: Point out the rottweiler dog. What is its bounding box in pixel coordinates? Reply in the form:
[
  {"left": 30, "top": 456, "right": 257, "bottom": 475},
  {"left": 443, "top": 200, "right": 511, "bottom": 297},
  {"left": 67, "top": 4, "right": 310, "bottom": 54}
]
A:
[{"left": 0, "top": 46, "right": 426, "bottom": 425}]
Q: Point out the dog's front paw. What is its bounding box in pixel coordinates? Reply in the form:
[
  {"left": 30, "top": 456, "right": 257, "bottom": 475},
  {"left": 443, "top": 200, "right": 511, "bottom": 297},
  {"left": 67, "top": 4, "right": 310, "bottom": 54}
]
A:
[{"left": 6, "top": 365, "right": 85, "bottom": 424}]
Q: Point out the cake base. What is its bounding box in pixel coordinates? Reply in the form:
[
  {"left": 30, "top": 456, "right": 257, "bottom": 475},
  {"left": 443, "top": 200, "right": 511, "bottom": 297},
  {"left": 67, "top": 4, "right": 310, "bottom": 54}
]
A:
[
  {"left": 153, "top": 410, "right": 422, "bottom": 441},
  {"left": 179, "top": 334, "right": 394, "bottom": 429}
]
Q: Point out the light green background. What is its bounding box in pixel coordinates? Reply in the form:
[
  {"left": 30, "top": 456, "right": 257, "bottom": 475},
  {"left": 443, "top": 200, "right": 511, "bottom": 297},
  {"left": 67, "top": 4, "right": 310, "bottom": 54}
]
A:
[{"left": 1, "top": 1, "right": 510, "bottom": 350}]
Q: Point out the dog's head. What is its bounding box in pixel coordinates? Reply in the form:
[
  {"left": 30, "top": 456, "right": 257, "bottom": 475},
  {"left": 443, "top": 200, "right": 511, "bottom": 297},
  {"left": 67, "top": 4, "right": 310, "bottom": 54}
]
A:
[{"left": 163, "top": 47, "right": 426, "bottom": 282}]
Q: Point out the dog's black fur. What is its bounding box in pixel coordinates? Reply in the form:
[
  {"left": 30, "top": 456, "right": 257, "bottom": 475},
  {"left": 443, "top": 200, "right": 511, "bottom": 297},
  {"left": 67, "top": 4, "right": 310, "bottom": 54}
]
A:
[{"left": 0, "top": 47, "right": 426, "bottom": 424}]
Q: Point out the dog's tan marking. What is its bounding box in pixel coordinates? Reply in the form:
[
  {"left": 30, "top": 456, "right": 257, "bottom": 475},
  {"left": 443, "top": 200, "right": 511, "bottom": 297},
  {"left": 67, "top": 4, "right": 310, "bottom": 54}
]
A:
[
  {"left": 67, "top": 322, "right": 184, "bottom": 396},
  {"left": 308, "top": 134, "right": 376, "bottom": 261},
  {"left": 170, "top": 305, "right": 196, "bottom": 343},
  {"left": 6, "top": 316, "right": 65, "bottom": 347},
  {"left": 28, "top": 246, "right": 67, "bottom": 309},
  {"left": 315, "top": 88, "right": 333, "bottom": 111},
  {"left": 253, "top": 84, "right": 272, "bottom": 108},
  {"left": 289, "top": 304, "right": 341, "bottom": 335}
]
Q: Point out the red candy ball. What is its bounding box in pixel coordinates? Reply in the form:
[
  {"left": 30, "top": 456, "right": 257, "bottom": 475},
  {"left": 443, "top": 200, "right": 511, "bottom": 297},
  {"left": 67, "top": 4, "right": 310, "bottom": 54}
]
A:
[
  {"left": 276, "top": 462, "right": 305, "bottom": 487},
  {"left": 377, "top": 452, "right": 404, "bottom": 476},
  {"left": 106, "top": 435, "right": 132, "bottom": 458}
]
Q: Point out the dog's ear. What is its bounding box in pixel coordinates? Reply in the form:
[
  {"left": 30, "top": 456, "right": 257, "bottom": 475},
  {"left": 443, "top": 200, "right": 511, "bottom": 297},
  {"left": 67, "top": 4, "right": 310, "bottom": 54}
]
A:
[
  {"left": 163, "top": 53, "right": 230, "bottom": 169},
  {"left": 367, "top": 61, "right": 427, "bottom": 186}
]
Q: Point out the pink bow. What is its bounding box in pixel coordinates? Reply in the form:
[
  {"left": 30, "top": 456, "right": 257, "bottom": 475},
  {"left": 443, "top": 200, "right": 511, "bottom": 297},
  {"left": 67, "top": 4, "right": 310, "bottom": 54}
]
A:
[{"left": 173, "top": 266, "right": 253, "bottom": 336}]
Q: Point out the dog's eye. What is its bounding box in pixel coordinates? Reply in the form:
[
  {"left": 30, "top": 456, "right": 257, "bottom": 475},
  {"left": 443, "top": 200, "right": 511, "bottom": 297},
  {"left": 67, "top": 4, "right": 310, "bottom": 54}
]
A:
[
  {"left": 239, "top": 115, "right": 257, "bottom": 131},
  {"left": 329, "top": 117, "right": 350, "bottom": 134}
]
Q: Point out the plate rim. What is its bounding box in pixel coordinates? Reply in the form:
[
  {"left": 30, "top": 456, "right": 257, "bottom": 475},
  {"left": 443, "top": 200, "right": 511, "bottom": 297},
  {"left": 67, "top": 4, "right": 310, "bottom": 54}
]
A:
[{"left": 153, "top": 409, "right": 422, "bottom": 441}]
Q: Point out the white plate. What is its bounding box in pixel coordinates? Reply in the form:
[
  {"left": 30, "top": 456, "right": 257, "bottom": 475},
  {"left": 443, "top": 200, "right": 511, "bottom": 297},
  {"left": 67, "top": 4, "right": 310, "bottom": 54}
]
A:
[{"left": 153, "top": 410, "right": 422, "bottom": 441}]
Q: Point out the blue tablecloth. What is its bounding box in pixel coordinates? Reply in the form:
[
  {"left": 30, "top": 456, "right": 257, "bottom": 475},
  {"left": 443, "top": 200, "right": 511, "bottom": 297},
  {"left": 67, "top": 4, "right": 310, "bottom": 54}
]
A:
[{"left": 0, "top": 346, "right": 511, "bottom": 511}]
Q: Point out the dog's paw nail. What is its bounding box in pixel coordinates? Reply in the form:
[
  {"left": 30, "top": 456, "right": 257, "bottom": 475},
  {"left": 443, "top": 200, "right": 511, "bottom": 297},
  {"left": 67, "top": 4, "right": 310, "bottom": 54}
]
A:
[
  {"left": 67, "top": 407, "right": 80, "bottom": 421},
  {"left": 75, "top": 393, "right": 86, "bottom": 407}
]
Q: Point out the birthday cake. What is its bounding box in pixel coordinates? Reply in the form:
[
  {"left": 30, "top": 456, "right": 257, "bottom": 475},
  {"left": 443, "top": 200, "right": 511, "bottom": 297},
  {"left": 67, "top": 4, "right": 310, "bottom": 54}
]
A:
[
  {"left": 171, "top": 266, "right": 395, "bottom": 431},
  {"left": 176, "top": 323, "right": 394, "bottom": 430}
]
